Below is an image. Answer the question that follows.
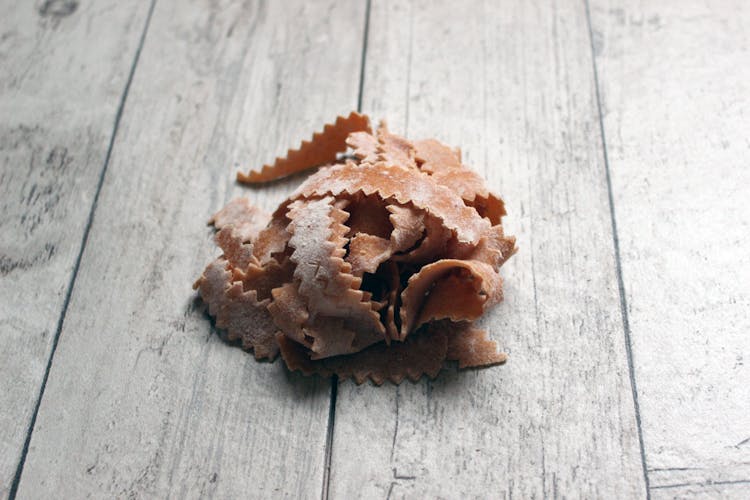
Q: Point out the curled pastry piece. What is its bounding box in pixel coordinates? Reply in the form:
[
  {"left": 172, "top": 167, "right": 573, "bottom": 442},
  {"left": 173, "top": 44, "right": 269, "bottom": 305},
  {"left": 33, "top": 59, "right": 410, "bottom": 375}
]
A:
[
  {"left": 252, "top": 214, "right": 292, "bottom": 266},
  {"left": 194, "top": 259, "right": 233, "bottom": 319},
  {"left": 394, "top": 211, "right": 452, "bottom": 264},
  {"left": 278, "top": 327, "right": 448, "bottom": 385},
  {"left": 382, "top": 261, "right": 402, "bottom": 343},
  {"left": 193, "top": 259, "right": 279, "bottom": 360},
  {"left": 215, "top": 227, "right": 256, "bottom": 271},
  {"left": 286, "top": 197, "right": 385, "bottom": 357},
  {"left": 413, "top": 138, "right": 462, "bottom": 173},
  {"left": 413, "top": 138, "right": 507, "bottom": 224},
  {"left": 375, "top": 122, "right": 417, "bottom": 168},
  {"left": 399, "top": 259, "right": 502, "bottom": 338},
  {"left": 431, "top": 169, "right": 507, "bottom": 224},
  {"left": 210, "top": 198, "right": 271, "bottom": 271},
  {"left": 346, "top": 131, "right": 379, "bottom": 164},
  {"left": 347, "top": 233, "right": 392, "bottom": 276},
  {"left": 291, "top": 162, "right": 491, "bottom": 245},
  {"left": 220, "top": 283, "right": 279, "bottom": 359},
  {"left": 209, "top": 197, "right": 270, "bottom": 242},
  {"left": 196, "top": 112, "right": 516, "bottom": 384},
  {"left": 432, "top": 320, "right": 508, "bottom": 369},
  {"left": 347, "top": 121, "right": 416, "bottom": 168},
  {"left": 237, "top": 112, "right": 371, "bottom": 183},
  {"left": 387, "top": 204, "right": 423, "bottom": 251}
]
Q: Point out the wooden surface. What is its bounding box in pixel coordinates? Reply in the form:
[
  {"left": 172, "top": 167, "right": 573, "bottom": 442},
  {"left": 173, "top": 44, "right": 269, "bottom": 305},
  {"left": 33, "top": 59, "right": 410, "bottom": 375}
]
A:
[
  {"left": 9, "top": 0, "right": 364, "bottom": 497},
  {"left": 591, "top": 1, "right": 750, "bottom": 497},
  {"left": 0, "top": 2, "right": 152, "bottom": 495},
  {"left": 329, "top": 0, "right": 645, "bottom": 498},
  {"left": 1, "top": 0, "right": 747, "bottom": 498}
]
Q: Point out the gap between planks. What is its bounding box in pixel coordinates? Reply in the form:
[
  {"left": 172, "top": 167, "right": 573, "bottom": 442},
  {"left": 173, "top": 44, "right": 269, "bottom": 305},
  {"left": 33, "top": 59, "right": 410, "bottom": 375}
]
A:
[
  {"left": 583, "top": 0, "right": 650, "bottom": 496},
  {"left": 321, "top": 2, "right": 373, "bottom": 499},
  {"left": 7, "top": 1, "right": 159, "bottom": 498}
]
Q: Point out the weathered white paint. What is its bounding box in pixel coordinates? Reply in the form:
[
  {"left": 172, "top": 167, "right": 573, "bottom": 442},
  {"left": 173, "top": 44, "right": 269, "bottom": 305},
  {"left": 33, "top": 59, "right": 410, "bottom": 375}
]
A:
[
  {"left": 0, "top": 2, "right": 151, "bottom": 495},
  {"left": 328, "top": 1, "right": 646, "bottom": 498},
  {"left": 590, "top": 0, "right": 750, "bottom": 497},
  {"left": 5, "top": 0, "right": 746, "bottom": 497},
  {"left": 14, "top": 0, "right": 366, "bottom": 497}
]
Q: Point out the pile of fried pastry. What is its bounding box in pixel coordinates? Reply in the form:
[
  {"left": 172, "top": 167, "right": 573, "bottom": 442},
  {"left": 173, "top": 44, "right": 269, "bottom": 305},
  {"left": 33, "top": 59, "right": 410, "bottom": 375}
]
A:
[{"left": 194, "top": 112, "right": 516, "bottom": 384}]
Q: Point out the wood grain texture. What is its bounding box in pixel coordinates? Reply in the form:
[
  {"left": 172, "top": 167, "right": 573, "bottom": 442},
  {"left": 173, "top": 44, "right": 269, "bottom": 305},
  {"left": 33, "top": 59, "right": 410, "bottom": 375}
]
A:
[
  {"left": 0, "top": 2, "right": 151, "bottom": 495},
  {"left": 328, "top": 0, "right": 646, "bottom": 498},
  {"left": 590, "top": 0, "right": 750, "bottom": 497},
  {"left": 13, "top": 0, "right": 366, "bottom": 497}
]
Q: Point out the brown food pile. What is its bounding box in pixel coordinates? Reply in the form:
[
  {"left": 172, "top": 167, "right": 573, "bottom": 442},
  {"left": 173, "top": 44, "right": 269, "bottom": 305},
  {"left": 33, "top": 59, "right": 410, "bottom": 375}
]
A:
[{"left": 194, "top": 112, "right": 516, "bottom": 384}]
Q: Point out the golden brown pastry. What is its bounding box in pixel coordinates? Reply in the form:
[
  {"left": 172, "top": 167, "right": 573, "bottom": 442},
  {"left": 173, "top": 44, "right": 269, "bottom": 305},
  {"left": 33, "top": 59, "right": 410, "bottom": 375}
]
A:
[{"left": 194, "top": 113, "right": 516, "bottom": 384}]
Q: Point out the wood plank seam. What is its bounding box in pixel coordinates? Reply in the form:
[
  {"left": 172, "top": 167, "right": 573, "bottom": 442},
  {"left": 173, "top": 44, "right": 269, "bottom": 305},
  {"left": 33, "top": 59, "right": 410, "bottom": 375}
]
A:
[
  {"left": 583, "top": 0, "right": 650, "bottom": 496},
  {"left": 322, "top": 3, "right": 372, "bottom": 499},
  {"left": 6, "top": 1, "right": 158, "bottom": 497},
  {"left": 356, "top": 0, "right": 373, "bottom": 115},
  {"left": 327, "top": 1, "right": 647, "bottom": 496},
  {"left": 321, "top": 375, "right": 339, "bottom": 500},
  {"left": 15, "top": 2, "right": 367, "bottom": 496},
  {"left": 650, "top": 479, "right": 750, "bottom": 491}
]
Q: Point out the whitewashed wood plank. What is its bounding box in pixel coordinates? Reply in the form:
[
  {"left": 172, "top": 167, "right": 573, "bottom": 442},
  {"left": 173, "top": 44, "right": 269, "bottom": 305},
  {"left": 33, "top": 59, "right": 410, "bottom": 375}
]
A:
[
  {"left": 328, "top": 0, "right": 646, "bottom": 498},
  {"left": 590, "top": 0, "right": 750, "bottom": 496},
  {"left": 649, "top": 467, "right": 750, "bottom": 500},
  {"left": 14, "top": 0, "right": 366, "bottom": 497},
  {"left": 0, "top": 2, "right": 151, "bottom": 495}
]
